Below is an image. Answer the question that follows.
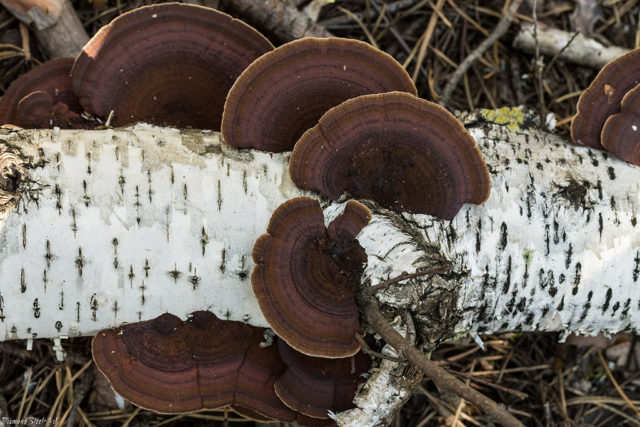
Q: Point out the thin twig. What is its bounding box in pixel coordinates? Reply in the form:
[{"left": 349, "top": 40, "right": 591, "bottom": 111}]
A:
[
  {"left": 359, "top": 269, "right": 524, "bottom": 427},
  {"left": 364, "top": 264, "right": 451, "bottom": 296},
  {"left": 597, "top": 350, "right": 640, "bottom": 418},
  {"left": 532, "top": 0, "right": 545, "bottom": 115},
  {"left": 354, "top": 332, "right": 403, "bottom": 363},
  {"left": 440, "top": 0, "right": 523, "bottom": 105}
]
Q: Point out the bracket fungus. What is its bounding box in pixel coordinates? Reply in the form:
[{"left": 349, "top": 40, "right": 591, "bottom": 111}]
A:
[
  {"left": 275, "top": 339, "right": 372, "bottom": 419},
  {"left": 92, "top": 311, "right": 250, "bottom": 413},
  {"left": 290, "top": 91, "right": 491, "bottom": 219},
  {"left": 252, "top": 197, "right": 371, "bottom": 358},
  {"left": 571, "top": 48, "right": 640, "bottom": 150},
  {"left": 93, "top": 311, "right": 362, "bottom": 424},
  {"left": 71, "top": 2, "right": 273, "bottom": 130},
  {"left": 601, "top": 85, "right": 640, "bottom": 164},
  {"left": 0, "top": 57, "right": 84, "bottom": 128},
  {"left": 221, "top": 37, "right": 417, "bottom": 152}
]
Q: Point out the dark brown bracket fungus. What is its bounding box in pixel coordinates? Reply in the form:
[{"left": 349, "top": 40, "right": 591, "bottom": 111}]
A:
[
  {"left": 221, "top": 37, "right": 417, "bottom": 152},
  {"left": 71, "top": 2, "right": 274, "bottom": 130},
  {"left": 92, "top": 311, "right": 342, "bottom": 424},
  {"left": 15, "top": 91, "right": 86, "bottom": 129},
  {"left": 275, "top": 339, "right": 372, "bottom": 419},
  {"left": 571, "top": 48, "right": 640, "bottom": 150},
  {"left": 0, "top": 57, "right": 84, "bottom": 128},
  {"left": 601, "top": 84, "right": 640, "bottom": 164},
  {"left": 252, "top": 197, "right": 371, "bottom": 359},
  {"left": 92, "top": 311, "right": 248, "bottom": 413},
  {"left": 289, "top": 91, "right": 491, "bottom": 219}
]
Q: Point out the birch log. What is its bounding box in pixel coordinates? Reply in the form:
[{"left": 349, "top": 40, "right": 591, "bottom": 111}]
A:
[{"left": 0, "top": 110, "right": 639, "bottom": 424}]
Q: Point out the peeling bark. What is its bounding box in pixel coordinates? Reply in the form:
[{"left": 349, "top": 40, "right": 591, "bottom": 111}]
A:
[{"left": 0, "top": 112, "right": 639, "bottom": 424}]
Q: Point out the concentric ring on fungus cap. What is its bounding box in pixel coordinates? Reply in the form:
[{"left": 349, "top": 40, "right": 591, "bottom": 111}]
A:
[
  {"left": 571, "top": 48, "right": 640, "bottom": 149},
  {"left": 0, "top": 58, "right": 84, "bottom": 128},
  {"left": 252, "top": 197, "right": 371, "bottom": 358},
  {"left": 222, "top": 37, "right": 417, "bottom": 152},
  {"left": 71, "top": 2, "right": 273, "bottom": 130},
  {"left": 289, "top": 91, "right": 490, "bottom": 219},
  {"left": 601, "top": 84, "right": 640, "bottom": 164},
  {"left": 92, "top": 311, "right": 343, "bottom": 424},
  {"left": 274, "top": 338, "right": 372, "bottom": 419}
]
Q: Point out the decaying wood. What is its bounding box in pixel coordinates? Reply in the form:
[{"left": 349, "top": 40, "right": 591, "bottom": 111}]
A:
[
  {"left": 1, "top": 109, "right": 640, "bottom": 424},
  {"left": 513, "top": 22, "right": 630, "bottom": 69}
]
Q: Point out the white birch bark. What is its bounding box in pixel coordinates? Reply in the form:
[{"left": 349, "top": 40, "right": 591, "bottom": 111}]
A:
[{"left": 0, "top": 114, "right": 638, "bottom": 425}]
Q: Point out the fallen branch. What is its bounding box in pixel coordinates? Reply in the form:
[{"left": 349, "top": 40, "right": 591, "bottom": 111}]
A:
[
  {"left": 513, "top": 22, "right": 630, "bottom": 69},
  {"left": 359, "top": 276, "right": 524, "bottom": 427}
]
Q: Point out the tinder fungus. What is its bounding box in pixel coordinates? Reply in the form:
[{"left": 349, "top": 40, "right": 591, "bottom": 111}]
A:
[
  {"left": 252, "top": 197, "right": 371, "bottom": 358},
  {"left": 571, "top": 49, "right": 640, "bottom": 149},
  {"left": 71, "top": 3, "right": 273, "bottom": 130},
  {"left": 222, "top": 37, "right": 417, "bottom": 152},
  {"left": 290, "top": 92, "right": 490, "bottom": 219},
  {"left": 0, "top": 57, "right": 83, "bottom": 128},
  {"left": 275, "top": 339, "right": 371, "bottom": 419}
]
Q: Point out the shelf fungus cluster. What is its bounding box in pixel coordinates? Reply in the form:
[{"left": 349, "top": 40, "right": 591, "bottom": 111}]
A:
[
  {"left": 1, "top": 1, "right": 494, "bottom": 422},
  {"left": 572, "top": 48, "right": 640, "bottom": 165},
  {"left": 221, "top": 37, "right": 418, "bottom": 152},
  {"left": 92, "top": 311, "right": 371, "bottom": 424},
  {"left": 0, "top": 3, "right": 274, "bottom": 130}
]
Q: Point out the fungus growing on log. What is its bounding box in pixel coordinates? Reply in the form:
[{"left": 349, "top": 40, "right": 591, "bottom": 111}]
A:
[
  {"left": 92, "top": 311, "right": 249, "bottom": 413},
  {"left": 252, "top": 197, "right": 371, "bottom": 358},
  {"left": 221, "top": 37, "right": 417, "bottom": 152},
  {"left": 93, "top": 311, "right": 355, "bottom": 424},
  {"left": 601, "top": 85, "right": 640, "bottom": 164},
  {"left": 571, "top": 48, "right": 640, "bottom": 149},
  {"left": 289, "top": 92, "right": 490, "bottom": 218},
  {"left": 71, "top": 3, "right": 273, "bottom": 130},
  {"left": 275, "top": 338, "right": 372, "bottom": 419},
  {"left": 0, "top": 57, "right": 84, "bottom": 128}
]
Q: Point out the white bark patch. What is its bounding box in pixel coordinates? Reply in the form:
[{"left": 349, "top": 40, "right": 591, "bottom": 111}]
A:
[
  {"left": 2, "top": 123, "right": 640, "bottom": 340},
  {"left": 0, "top": 125, "right": 307, "bottom": 340}
]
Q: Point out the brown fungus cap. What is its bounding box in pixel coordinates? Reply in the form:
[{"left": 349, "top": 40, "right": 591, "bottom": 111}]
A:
[
  {"left": 290, "top": 92, "right": 490, "bottom": 219},
  {"left": 252, "top": 197, "right": 371, "bottom": 359},
  {"left": 15, "top": 91, "right": 87, "bottom": 129},
  {"left": 71, "top": 3, "right": 273, "bottom": 130},
  {"left": 274, "top": 339, "right": 372, "bottom": 419},
  {"left": 221, "top": 37, "right": 417, "bottom": 152},
  {"left": 601, "top": 84, "right": 640, "bottom": 164},
  {"left": 571, "top": 48, "right": 640, "bottom": 149},
  {"left": 92, "top": 311, "right": 298, "bottom": 417},
  {"left": 92, "top": 312, "right": 203, "bottom": 413},
  {"left": 0, "top": 57, "right": 83, "bottom": 128}
]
